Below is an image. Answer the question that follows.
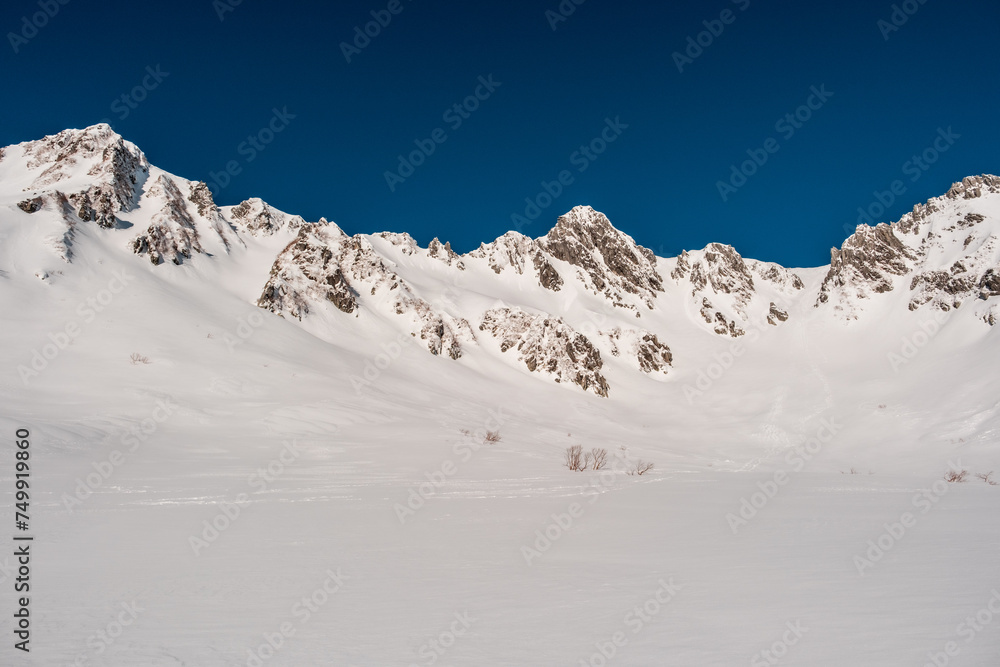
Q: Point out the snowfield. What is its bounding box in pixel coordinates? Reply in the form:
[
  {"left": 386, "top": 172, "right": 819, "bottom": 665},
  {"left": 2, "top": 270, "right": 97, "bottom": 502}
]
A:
[{"left": 0, "top": 126, "right": 998, "bottom": 665}]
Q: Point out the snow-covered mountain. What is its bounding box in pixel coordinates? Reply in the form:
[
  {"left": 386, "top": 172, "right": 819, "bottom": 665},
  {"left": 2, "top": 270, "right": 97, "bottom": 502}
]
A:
[
  {"left": 3, "top": 122, "right": 1000, "bottom": 459},
  {"left": 4, "top": 124, "right": 999, "bottom": 401}
]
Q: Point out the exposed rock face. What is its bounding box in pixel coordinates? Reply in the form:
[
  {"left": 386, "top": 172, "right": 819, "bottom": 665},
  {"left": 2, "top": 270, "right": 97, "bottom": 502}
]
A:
[
  {"left": 189, "top": 182, "right": 240, "bottom": 251},
  {"left": 228, "top": 197, "right": 304, "bottom": 236},
  {"left": 599, "top": 327, "right": 673, "bottom": 374},
  {"left": 130, "top": 175, "right": 204, "bottom": 265},
  {"left": 258, "top": 225, "right": 475, "bottom": 358},
  {"left": 979, "top": 269, "right": 1000, "bottom": 299},
  {"left": 818, "top": 175, "right": 1000, "bottom": 320},
  {"left": 817, "top": 224, "right": 916, "bottom": 313},
  {"left": 533, "top": 252, "right": 563, "bottom": 291},
  {"left": 752, "top": 261, "right": 805, "bottom": 293},
  {"left": 374, "top": 232, "right": 419, "bottom": 256},
  {"left": 17, "top": 197, "right": 43, "bottom": 213},
  {"left": 538, "top": 206, "right": 663, "bottom": 308},
  {"left": 767, "top": 302, "right": 789, "bottom": 325},
  {"left": 259, "top": 225, "right": 348, "bottom": 317},
  {"left": 673, "top": 243, "right": 802, "bottom": 336},
  {"left": 428, "top": 238, "right": 465, "bottom": 270},
  {"left": 480, "top": 307, "right": 609, "bottom": 396},
  {"left": 466, "top": 231, "right": 563, "bottom": 291},
  {"left": 21, "top": 124, "right": 149, "bottom": 229},
  {"left": 944, "top": 174, "right": 1000, "bottom": 201}
]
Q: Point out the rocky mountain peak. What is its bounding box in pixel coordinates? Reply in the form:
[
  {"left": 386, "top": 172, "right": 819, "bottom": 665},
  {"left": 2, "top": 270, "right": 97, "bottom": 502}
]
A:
[
  {"left": 945, "top": 174, "right": 1000, "bottom": 201},
  {"left": 228, "top": 197, "right": 305, "bottom": 236},
  {"left": 19, "top": 124, "right": 149, "bottom": 230},
  {"left": 538, "top": 206, "right": 663, "bottom": 309},
  {"left": 671, "top": 243, "right": 803, "bottom": 336},
  {"left": 817, "top": 175, "right": 1000, "bottom": 319}
]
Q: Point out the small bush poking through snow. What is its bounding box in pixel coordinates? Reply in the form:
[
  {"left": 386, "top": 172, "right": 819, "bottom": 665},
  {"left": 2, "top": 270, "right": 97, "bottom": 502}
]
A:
[
  {"left": 944, "top": 469, "right": 969, "bottom": 483},
  {"left": 484, "top": 430, "right": 501, "bottom": 444},
  {"left": 628, "top": 460, "right": 654, "bottom": 476},
  {"left": 975, "top": 471, "right": 998, "bottom": 485},
  {"left": 130, "top": 353, "right": 151, "bottom": 365},
  {"left": 589, "top": 448, "right": 608, "bottom": 470},
  {"left": 565, "top": 445, "right": 586, "bottom": 471},
  {"left": 565, "top": 445, "right": 649, "bottom": 475}
]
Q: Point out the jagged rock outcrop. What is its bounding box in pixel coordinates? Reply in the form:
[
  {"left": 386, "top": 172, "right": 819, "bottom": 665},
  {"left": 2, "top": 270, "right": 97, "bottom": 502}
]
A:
[
  {"left": 479, "top": 307, "right": 609, "bottom": 396},
  {"left": 374, "top": 232, "right": 419, "bottom": 256},
  {"left": 599, "top": 328, "right": 673, "bottom": 374},
  {"left": 21, "top": 124, "right": 149, "bottom": 229},
  {"left": 228, "top": 197, "right": 304, "bottom": 236},
  {"left": 537, "top": 206, "right": 662, "bottom": 308},
  {"left": 816, "top": 223, "right": 918, "bottom": 317},
  {"left": 767, "top": 302, "right": 789, "bottom": 325},
  {"left": 673, "top": 243, "right": 802, "bottom": 336},
  {"left": 944, "top": 174, "right": 1000, "bottom": 201},
  {"left": 257, "top": 224, "right": 353, "bottom": 317},
  {"left": 258, "top": 225, "right": 475, "bottom": 358},
  {"left": 818, "top": 175, "right": 1000, "bottom": 320},
  {"left": 466, "top": 231, "right": 563, "bottom": 291},
  {"left": 17, "top": 197, "right": 43, "bottom": 214},
  {"left": 129, "top": 175, "right": 206, "bottom": 265},
  {"left": 428, "top": 238, "right": 465, "bottom": 270}
]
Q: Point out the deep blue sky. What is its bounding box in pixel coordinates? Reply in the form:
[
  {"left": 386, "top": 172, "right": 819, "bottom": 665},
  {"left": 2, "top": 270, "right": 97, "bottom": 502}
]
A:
[{"left": 2, "top": 0, "right": 997, "bottom": 267}]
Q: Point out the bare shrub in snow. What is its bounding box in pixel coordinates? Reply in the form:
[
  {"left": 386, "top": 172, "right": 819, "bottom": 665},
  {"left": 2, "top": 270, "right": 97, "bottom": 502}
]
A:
[
  {"left": 130, "top": 353, "right": 151, "bottom": 365},
  {"left": 484, "top": 430, "right": 502, "bottom": 444},
  {"left": 975, "top": 471, "right": 997, "bottom": 485},
  {"left": 589, "top": 448, "right": 608, "bottom": 470},
  {"left": 944, "top": 469, "right": 969, "bottom": 483},
  {"left": 628, "top": 460, "right": 654, "bottom": 476},
  {"left": 565, "top": 445, "right": 586, "bottom": 471}
]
